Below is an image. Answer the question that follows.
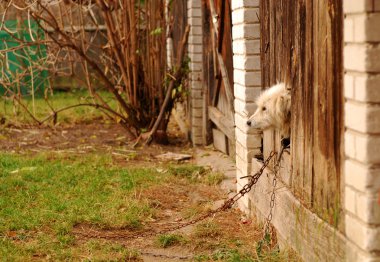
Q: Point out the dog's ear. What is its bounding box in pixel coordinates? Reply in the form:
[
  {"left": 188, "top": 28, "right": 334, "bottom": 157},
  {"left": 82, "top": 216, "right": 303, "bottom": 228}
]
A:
[{"left": 277, "top": 93, "right": 291, "bottom": 119}]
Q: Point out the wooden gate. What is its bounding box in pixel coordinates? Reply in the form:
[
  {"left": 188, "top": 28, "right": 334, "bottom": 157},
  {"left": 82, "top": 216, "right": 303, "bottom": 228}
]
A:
[
  {"left": 202, "top": 0, "right": 235, "bottom": 156},
  {"left": 260, "top": 0, "right": 344, "bottom": 229}
]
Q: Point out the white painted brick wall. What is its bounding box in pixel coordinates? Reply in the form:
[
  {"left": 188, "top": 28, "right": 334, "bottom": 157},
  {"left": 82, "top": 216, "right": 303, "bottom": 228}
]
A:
[
  {"left": 231, "top": 0, "right": 259, "bottom": 10},
  {"left": 343, "top": 0, "right": 374, "bottom": 14},
  {"left": 344, "top": 44, "right": 380, "bottom": 72},
  {"left": 345, "top": 101, "right": 380, "bottom": 133},
  {"left": 233, "top": 55, "right": 261, "bottom": 70},
  {"left": 187, "top": 0, "right": 204, "bottom": 146},
  {"left": 234, "top": 84, "right": 261, "bottom": 102},
  {"left": 345, "top": 186, "right": 380, "bottom": 224},
  {"left": 345, "top": 159, "right": 380, "bottom": 193},
  {"left": 232, "top": 24, "right": 260, "bottom": 40},
  {"left": 344, "top": 1, "right": 380, "bottom": 260},
  {"left": 234, "top": 69, "right": 261, "bottom": 87},
  {"left": 232, "top": 1, "right": 262, "bottom": 216},
  {"left": 345, "top": 130, "right": 380, "bottom": 164},
  {"left": 344, "top": 73, "right": 380, "bottom": 103},
  {"left": 235, "top": 127, "right": 261, "bottom": 149},
  {"left": 234, "top": 98, "right": 256, "bottom": 116},
  {"left": 233, "top": 39, "right": 261, "bottom": 55},
  {"left": 345, "top": 214, "right": 380, "bottom": 252},
  {"left": 231, "top": 8, "right": 259, "bottom": 24}
]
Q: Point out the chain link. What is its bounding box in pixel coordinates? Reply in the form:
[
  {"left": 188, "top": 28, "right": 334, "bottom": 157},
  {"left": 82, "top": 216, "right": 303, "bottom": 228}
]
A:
[
  {"left": 263, "top": 145, "right": 286, "bottom": 239},
  {"left": 74, "top": 151, "right": 279, "bottom": 241}
]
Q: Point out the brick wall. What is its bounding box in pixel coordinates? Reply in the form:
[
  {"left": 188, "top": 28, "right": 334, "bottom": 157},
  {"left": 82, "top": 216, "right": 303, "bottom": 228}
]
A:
[
  {"left": 344, "top": 0, "right": 380, "bottom": 260},
  {"left": 231, "top": 0, "right": 262, "bottom": 212},
  {"left": 187, "top": 0, "right": 204, "bottom": 146}
]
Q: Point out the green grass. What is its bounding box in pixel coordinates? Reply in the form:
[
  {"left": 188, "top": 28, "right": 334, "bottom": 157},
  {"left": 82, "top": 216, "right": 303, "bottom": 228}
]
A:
[
  {"left": 194, "top": 248, "right": 256, "bottom": 262},
  {"left": 0, "top": 152, "right": 165, "bottom": 260},
  {"left": 0, "top": 153, "right": 160, "bottom": 232},
  {"left": 167, "top": 165, "right": 224, "bottom": 185},
  {"left": 156, "top": 234, "right": 186, "bottom": 248},
  {"left": 0, "top": 152, "right": 231, "bottom": 260},
  {"left": 0, "top": 89, "right": 118, "bottom": 124}
]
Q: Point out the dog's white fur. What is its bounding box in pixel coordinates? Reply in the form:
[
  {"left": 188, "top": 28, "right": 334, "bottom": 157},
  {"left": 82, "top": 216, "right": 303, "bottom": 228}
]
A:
[{"left": 247, "top": 83, "right": 291, "bottom": 138}]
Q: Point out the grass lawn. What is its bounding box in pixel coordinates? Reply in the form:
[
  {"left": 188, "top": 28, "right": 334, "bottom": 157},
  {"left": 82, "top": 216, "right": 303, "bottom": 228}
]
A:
[
  {"left": 0, "top": 89, "right": 118, "bottom": 125},
  {"left": 0, "top": 152, "right": 160, "bottom": 260},
  {"left": 0, "top": 151, "right": 297, "bottom": 261},
  {"left": 0, "top": 92, "right": 299, "bottom": 261}
]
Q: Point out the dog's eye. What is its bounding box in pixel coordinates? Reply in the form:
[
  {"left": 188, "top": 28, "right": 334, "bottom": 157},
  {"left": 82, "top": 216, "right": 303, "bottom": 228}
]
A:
[{"left": 262, "top": 106, "right": 266, "bottom": 111}]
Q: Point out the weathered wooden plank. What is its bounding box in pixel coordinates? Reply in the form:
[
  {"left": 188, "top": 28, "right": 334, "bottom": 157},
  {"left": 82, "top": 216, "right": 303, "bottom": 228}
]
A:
[
  {"left": 212, "top": 128, "right": 228, "bottom": 154},
  {"left": 260, "top": 0, "right": 343, "bottom": 228},
  {"left": 208, "top": 106, "right": 235, "bottom": 141},
  {"left": 208, "top": 0, "right": 234, "bottom": 117},
  {"left": 312, "top": 0, "right": 343, "bottom": 229},
  {"left": 260, "top": 0, "right": 270, "bottom": 89}
]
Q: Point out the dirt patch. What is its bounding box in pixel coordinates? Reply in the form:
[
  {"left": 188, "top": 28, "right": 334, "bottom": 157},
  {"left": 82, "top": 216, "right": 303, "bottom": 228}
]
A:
[
  {"left": 71, "top": 179, "right": 268, "bottom": 261},
  {"left": 0, "top": 122, "right": 131, "bottom": 151},
  {"left": 0, "top": 121, "right": 193, "bottom": 167},
  {"left": 0, "top": 121, "right": 298, "bottom": 261}
]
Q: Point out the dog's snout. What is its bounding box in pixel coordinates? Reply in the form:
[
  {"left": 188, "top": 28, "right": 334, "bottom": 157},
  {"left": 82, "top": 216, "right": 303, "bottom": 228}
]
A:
[{"left": 247, "top": 120, "right": 251, "bottom": 126}]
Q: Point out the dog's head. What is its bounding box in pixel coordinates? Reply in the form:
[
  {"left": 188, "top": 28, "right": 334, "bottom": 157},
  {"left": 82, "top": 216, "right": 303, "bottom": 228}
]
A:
[{"left": 247, "top": 83, "right": 291, "bottom": 132}]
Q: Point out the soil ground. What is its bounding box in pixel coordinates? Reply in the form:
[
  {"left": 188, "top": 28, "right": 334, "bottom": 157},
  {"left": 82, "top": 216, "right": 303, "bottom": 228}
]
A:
[{"left": 0, "top": 119, "right": 298, "bottom": 261}]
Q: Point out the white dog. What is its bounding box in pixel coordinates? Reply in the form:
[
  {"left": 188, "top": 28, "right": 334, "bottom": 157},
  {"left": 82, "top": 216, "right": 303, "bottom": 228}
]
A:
[{"left": 246, "top": 83, "right": 291, "bottom": 139}]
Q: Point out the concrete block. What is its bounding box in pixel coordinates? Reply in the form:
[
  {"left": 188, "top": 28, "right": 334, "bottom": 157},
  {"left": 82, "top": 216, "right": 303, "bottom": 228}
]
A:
[
  {"left": 187, "top": 8, "right": 201, "bottom": 18},
  {"left": 188, "top": 44, "right": 203, "bottom": 54},
  {"left": 232, "top": 8, "right": 260, "bottom": 25},
  {"left": 188, "top": 17, "right": 202, "bottom": 26},
  {"left": 345, "top": 159, "right": 380, "bottom": 193},
  {"left": 233, "top": 54, "right": 261, "bottom": 70},
  {"left": 232, "top": 24, "right": 260, "bottom": 40},
  {"left": 234, "top": 83, "right": 261, "bottom": 102},
  {"left": 345, "top": 101, "right": 380, "bottom": 133},
  {"left": 190, "top": 53, "right": 203, "bottom": 62},
  {"left": 355, "top": 133, "right": 380, "bottom": 164},
  {"left": 231, "top": 0, "right": 260, "bottom": 10},
  {"left": 344, "top": 130, "right": 356, "bottom": 159},
  {"left": 344, "top": 44, "right": 380, "bottom": 72},
  {"left": 353, "top": 13, "right": 380, "bottom": 42},
  {"left": 187, "top": 0, "right": 201, "bottom": 9},
  {"left": 345, "top": 186, "right": 357, "bottom": 215},
  {"left": 234, "top": 69, "right": 261, "bottom": 87},
  {"left": 191, "top": 98, "right": 203, "bottom": 108},
  {"left": 356, "top": 191, "right": 380, "bottom": 224},
  {"left": 343, "top": 0, "right": 373, "bottom": 13},
  {"left": 233, "top": 39, "right": 261, "bottom": 55},
  {"left": 344, "top": 16, "right": 355, "bottom": 43},
  {"left": 189, "top": 25, "right": 203, "bottom": 36},
  {"left": 189, "top": 62, "right": 203, "bottom": 72},
  {"left": 345, "top": 214, "right": 380, "bottom": 251},
  {"left": 189, "top": 72, "right": 203, "bottom": 81},
  {"left": 344, "top": 73, "right": 355, "bottom": 99},
  {"left": 188, "top": 35, "right": 203, "bottom": 45},
  {"left": 235, "top": 125, "right": 262, "bottom": 148},
  {"left": 234, "top": 98, "right": 257, "bottom": 116},
  {"left": 354, "top": 73, "right": 380, "bottom": 103}
]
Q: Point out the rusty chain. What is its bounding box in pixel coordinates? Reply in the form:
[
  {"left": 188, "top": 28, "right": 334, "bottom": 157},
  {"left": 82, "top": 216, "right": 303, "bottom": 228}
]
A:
[
  {"left": 74, "top": 150, "right": 278, "bottom": 241},
  {"left": 262, "top": 144, "right": 286, "bottom": 240}
]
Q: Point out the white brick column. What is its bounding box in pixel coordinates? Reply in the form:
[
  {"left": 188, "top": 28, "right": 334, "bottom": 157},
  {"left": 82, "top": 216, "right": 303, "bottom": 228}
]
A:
[
  {"left": 187, "top": 0, "right": 204, "bottom": 146},
  {"left": 232, "top": 0, "right": 262, "bottom": 211},
  {"left": 344, "top": 1, "right": 380, "bottom": 261}
]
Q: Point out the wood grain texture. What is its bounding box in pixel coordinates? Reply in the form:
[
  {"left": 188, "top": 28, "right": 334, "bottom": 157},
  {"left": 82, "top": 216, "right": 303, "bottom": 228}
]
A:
[
  {"left": 260, "top": 0, "right": 343, "bottom": 228},
  {"left": 208, "top": 106, "right": 235, "bottom": 141},
  {"left": 203, "top": 0, "right": 235, "bottom": 155}
]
